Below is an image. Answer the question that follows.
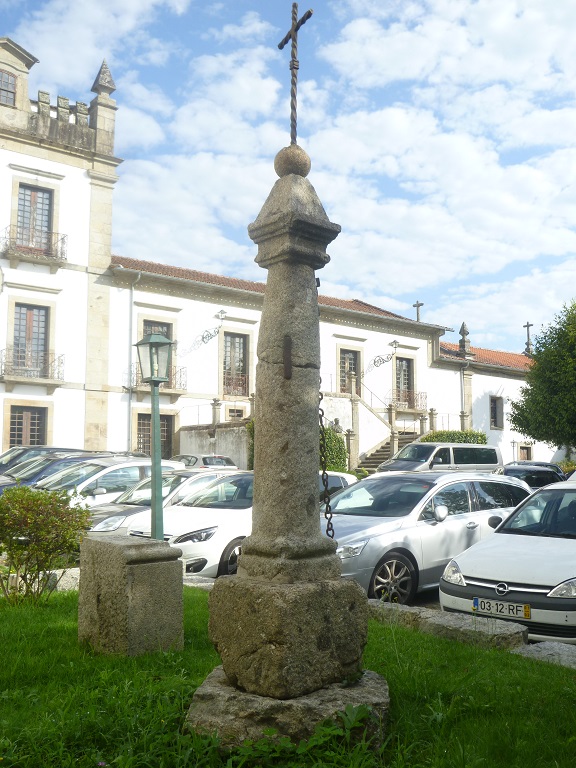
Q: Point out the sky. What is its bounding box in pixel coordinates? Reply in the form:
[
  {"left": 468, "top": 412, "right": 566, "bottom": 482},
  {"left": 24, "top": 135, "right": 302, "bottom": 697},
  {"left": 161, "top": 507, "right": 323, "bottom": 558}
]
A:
[{"left": 3, "top": 0, "right": 576, "bottom": 354}]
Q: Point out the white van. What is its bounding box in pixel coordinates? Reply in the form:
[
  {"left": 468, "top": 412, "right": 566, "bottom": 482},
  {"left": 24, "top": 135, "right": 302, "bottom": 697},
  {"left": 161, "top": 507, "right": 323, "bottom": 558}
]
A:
[{"left": 376, "top": 443, "right": 503, "bottom": 473}]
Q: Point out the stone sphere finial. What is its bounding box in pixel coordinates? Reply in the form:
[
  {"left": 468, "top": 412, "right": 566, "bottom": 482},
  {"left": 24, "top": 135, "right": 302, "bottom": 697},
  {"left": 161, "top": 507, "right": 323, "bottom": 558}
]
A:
[{"left": 274, "top": 144, "right": 311, "bottom": 178}]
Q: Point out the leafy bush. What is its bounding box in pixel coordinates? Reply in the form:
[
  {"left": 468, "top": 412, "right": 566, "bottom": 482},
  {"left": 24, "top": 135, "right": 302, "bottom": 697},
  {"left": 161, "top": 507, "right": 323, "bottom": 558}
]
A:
[
  {"left": 322, "top": 425, "right": 348, "bottom": 471},
  {"left": 559, "top": 460, "right": 576, "bottom": 476},
  {"left": 0, "top": 486, "right": 90, "bottom": 604},
  {"left": 421, "top": 430, "right": 487, "bottom": 444}
]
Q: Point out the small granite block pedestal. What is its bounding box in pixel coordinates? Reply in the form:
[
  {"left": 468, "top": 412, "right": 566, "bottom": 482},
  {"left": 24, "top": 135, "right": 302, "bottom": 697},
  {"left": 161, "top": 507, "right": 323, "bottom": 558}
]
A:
[
  {"left": 78, "top": 535, "right": 184, "bottom": 655},
  {"left": 209, "top": 578, "right": 368, "bottom": 699}
]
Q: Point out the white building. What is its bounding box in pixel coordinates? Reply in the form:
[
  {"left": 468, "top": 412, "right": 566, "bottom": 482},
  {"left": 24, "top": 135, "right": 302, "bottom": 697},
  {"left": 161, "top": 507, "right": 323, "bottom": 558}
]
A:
[{"left": 0, "top": 38, "right": 556, "bottom": 468}]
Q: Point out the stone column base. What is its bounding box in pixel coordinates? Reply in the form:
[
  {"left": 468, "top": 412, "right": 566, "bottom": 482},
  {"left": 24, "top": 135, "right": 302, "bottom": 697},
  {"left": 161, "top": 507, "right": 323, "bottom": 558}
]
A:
[
  {"left": 78, "top": 535, "right": 184, "bottom": 655},
  {"left": 186, "top": 666, "right": 389, "bottom": 748},
  {"left": 209, "top": 577, "right": 368, "bottom": 699}
]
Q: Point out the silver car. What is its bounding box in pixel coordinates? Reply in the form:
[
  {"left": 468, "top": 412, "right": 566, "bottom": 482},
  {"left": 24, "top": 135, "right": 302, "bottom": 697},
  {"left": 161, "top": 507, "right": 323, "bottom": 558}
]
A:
[{"left": 327, "top": 471, "right": 531, "bottom": 604}]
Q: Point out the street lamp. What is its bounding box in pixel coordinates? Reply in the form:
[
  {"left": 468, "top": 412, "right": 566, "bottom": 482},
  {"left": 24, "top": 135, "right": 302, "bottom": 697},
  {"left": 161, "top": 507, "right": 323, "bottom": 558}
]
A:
[{"left": 134, "top": 333, "right": 173, "bottom": 540}]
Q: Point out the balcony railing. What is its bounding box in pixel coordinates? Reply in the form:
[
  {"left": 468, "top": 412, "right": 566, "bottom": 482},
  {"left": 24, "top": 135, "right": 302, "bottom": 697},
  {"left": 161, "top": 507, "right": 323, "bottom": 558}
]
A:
[
  {"left": 131, "top": 363, "right": 187, "bottom": 391},
  {"left": 1, "top": 225, "right": 68, "bottom": 267},
  {"left": 0, "top": 347, "right": 65, "bottom": 381},
  {"left": 223, "top": 371, "right": 249, "bottom": 397},
  {"left": 388, "top": 389, "right": 428, "bottom": 411}
]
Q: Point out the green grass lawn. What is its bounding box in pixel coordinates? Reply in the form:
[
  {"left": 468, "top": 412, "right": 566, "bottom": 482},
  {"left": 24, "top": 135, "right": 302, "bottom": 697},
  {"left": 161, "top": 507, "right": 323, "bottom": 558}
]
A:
[{"left": 1, "top": 588, "right": 575, "bottom": 767}]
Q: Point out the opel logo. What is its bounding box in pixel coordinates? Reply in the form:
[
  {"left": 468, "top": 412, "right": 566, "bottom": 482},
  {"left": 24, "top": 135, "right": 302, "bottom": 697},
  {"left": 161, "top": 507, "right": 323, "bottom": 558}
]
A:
[{"left": 495, "top": 583, "right": 509, "bottom": 596}]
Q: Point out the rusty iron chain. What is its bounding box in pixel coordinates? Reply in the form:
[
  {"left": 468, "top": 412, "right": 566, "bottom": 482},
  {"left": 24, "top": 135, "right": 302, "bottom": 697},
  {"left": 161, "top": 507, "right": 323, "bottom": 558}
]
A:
[{"left": 319, "top": 388, "right": 335, "bottom": 539}]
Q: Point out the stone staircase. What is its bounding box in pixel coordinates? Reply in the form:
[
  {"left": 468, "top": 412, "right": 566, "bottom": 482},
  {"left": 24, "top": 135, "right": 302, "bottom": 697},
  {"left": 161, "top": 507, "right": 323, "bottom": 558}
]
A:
[{"left": 356, "top": 432, "right": 418, "bottom": 474}]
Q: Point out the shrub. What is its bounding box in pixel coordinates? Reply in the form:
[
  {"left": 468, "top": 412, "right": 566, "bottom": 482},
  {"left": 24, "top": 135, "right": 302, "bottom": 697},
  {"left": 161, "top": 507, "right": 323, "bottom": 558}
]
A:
[
  {"left": 322, "top": 425, "right": 348, "bottom": 472},
  {"left": 0, "top": 486, "right": 90, "bottom": 604},
  {"left": 559, "top": 459, "right": 576, "bottom": 476},
  {"left": 421, "top": 430, "right": 487, "bottom": 444}
]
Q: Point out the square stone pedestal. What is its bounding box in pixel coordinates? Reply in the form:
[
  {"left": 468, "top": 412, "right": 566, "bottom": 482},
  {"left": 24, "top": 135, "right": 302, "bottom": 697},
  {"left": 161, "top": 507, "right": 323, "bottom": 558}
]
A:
[
  {"left": 78, "top": 535, "right": 184, "bottom": 655},
  {"left": 209, "top": 576, "right": 368, "bottom": 699}
]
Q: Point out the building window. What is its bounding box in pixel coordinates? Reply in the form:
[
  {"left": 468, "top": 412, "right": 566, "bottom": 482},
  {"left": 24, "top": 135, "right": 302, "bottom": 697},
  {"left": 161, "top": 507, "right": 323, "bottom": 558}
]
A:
[
  {"left": 223, "top": 333, "right": 248, "bottom": 396},
  {"left": 144, "top": 319, "right": 172, "bottom": 339},
  {"left": 490, "top": 396, "right": 504, "bottom": 429},
  {"left": 0, "top": 70, "right": 15, "bottom": 106},
  {"left": 13, "top": 304, "right": 49, "bottom": 376},
  {"left": 137, "top": 413, "right": 173, "bottom": 458},
  {"left": 17, "top": 185, "right": 53, "bottom": 251},
  {"left": 519, "top": 445, "right": 532, "bottom": 460},
  {"left": 10, "top": 406, "right": 47, "bottom": 446},
  {"left": 394, "top": 357, "right": 415, "bottom": 407},
  {"left": 339, "top": 349, "right": 361, "bottom": 395},
  {"left": 227, "top": 406, "right": 245, "bottom": 421}
]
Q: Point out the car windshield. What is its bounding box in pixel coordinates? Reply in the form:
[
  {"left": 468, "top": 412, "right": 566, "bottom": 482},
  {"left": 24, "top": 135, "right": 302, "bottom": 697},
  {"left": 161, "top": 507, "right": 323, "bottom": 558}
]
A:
[
  {"left": 498, "top": 488, "right": 576, "bottom": 538},
  {"left": 114, "top": 473, "right": 188, "bottom": 505},
  {"left": 5, "top": 455, "right": 55, "bottom": 480},
  {"left": 329, "top": 476, "right": 434, "bottom": 517},
  {"left": 202, "top": 456, "right": 236, "bottom": 466},
  {"left": 393, "top": 445, "right": 435, "bottom": 463},
  {"left": 39, "top": 462, "right": 103, "bottom": 490},
  {"left": 178, "top": 474, "right": 253, "bottom": 509},
  {"left": 0, "top": 446, "right": 28, "bottom": 469}
]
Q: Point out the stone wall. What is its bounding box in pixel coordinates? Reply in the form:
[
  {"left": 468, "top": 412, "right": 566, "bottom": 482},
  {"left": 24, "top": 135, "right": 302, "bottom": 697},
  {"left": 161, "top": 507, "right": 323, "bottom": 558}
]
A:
[{"left": 178, "top": 421, "right": 249, "bottom": 469}]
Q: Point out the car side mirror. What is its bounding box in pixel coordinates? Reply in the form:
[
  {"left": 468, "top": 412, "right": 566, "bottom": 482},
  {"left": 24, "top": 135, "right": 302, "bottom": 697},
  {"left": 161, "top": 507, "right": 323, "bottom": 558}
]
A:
[
  {"left": 434, "top": 504, "right": 448, "bottom": 522},
  {"left": 488, "top": 515, "right": 502, "bottom": 529},
  {"left": 92, "top": 487, "right": 107, "bottom": 496}
]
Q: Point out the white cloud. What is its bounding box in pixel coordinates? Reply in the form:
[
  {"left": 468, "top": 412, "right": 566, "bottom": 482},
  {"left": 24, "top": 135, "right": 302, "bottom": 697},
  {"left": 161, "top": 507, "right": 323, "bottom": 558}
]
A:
[{"left": 204, "top": 11, "right": 276, "bottom": 44}]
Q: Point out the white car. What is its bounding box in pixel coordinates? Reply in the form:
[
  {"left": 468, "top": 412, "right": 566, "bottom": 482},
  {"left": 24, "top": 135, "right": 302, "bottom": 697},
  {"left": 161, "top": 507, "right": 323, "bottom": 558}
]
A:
[
  {"left": 128, "top": 470, "right": 358, "bottom": 576},
  {"left": 440, "top": 480, "right": 576, "bottom": 643},
  {"left": 35, "top": 456, "right": 185, "bottom": 506},
  {"left": 89, "top": 468, "right": 240, "bottom": 534}
]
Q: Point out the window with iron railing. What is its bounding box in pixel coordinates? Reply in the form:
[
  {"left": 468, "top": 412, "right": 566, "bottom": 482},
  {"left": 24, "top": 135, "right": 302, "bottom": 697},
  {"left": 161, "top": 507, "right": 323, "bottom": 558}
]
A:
[
  {"left": 17, "top": 186, "right": 53, "bottom": 252},
  {"left": 12, "top": 304, "right": 49, "bottom": 377},
  {"left": 223, "top": 332, "right": 248, "bottom": 396}
]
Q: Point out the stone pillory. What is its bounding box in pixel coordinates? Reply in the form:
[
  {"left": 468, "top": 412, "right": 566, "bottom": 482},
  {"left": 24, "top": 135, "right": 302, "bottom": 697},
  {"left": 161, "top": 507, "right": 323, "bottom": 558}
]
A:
[{"left": 207, "top": 139, "right": 368, "bottom": 701}]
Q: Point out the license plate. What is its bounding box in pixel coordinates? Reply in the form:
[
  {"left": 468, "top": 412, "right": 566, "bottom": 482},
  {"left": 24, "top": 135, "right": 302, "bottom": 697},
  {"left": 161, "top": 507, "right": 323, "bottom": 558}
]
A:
[{"left": 472, "top": 597, "right": 531, "bottom": 620}]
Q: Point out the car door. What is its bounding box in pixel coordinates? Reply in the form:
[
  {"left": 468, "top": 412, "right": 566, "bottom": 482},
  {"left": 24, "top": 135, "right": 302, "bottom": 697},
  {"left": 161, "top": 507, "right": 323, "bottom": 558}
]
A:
[{"left": 415, "top": 480, "right": 484, "bottom": 585}]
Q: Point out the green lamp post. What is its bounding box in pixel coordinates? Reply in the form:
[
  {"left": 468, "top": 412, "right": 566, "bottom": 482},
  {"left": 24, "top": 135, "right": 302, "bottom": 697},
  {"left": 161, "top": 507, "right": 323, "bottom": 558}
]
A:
[{"left": 134, "top": 332, "right": 173, "bottom": 540}]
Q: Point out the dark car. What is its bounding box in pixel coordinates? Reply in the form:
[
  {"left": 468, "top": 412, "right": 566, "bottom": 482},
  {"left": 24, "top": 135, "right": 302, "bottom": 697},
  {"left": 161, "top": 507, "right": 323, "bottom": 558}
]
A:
[
  {"left": 0, "top": 445, "right": 89, "bottom": 475},
  {"left": 0, "top": 452, "right": 112, "bottom": 495},
  {"left": 506, "top": 461, "right": 567, "bottom": 479},
  {"left": 503, "top": 464, "right": 566, "bottom": 490}
]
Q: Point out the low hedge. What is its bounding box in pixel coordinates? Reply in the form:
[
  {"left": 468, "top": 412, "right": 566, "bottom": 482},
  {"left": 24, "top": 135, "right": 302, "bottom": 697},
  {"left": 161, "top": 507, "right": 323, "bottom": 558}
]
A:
[{"left": 420, "top": 430, "right": 487, "bottom": 444}]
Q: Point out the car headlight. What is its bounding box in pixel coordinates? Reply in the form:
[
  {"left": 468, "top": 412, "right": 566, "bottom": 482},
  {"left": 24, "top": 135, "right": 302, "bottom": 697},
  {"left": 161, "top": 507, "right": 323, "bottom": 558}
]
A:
[
  {"left": 442, "top": 560, "right": 467, "bottom": 586},
  {"left": 91, "top": 515, "right": 127, "bottom": 532},
  {"left": 174, "top": 527, "right": 217, "bottom": 545},
  {"left": 335, "top": 539, "right": 368, "bottom": 559},
  {"left": 547, "top": 579, "right": 576, "bottom": 598}
]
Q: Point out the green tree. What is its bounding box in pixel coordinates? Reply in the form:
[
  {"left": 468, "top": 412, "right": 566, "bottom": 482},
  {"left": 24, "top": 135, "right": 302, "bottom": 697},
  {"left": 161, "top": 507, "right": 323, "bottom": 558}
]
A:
[{"left": 509, "top": 302, "right": 576, "bottom": 451}]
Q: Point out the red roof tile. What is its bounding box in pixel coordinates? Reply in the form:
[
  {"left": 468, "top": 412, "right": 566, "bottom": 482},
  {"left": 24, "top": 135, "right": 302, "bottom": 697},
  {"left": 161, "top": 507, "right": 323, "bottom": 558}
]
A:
[
  {"left": 440, "top": 342, "right": 532, "bottom": 371},
  {"left": 111, "top": 255, "right": 406, "bottom": 320}
]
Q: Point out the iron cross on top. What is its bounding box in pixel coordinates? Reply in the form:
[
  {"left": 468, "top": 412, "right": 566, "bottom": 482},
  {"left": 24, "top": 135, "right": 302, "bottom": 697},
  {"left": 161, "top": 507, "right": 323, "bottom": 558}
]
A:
[{"left": 278, "top": 3, "right": 313, "bottom": 145}]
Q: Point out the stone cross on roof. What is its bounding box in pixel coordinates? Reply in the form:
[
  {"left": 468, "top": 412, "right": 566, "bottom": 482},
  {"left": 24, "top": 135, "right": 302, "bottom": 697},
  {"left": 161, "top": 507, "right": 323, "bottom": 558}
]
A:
[
  {"left": 523, "top": 321, "right": 534, "bottom": 356},
  {"left": 413, "top": 300, "right": 424, "bottom": 321},
  {"left": 278, "top": 3, "right": 313, "bottom": 145}
]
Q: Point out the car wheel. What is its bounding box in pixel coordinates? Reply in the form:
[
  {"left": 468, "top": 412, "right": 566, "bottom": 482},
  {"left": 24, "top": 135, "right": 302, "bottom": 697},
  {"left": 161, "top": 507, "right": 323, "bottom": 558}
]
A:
[
  {"left": 369, "top": 552, "right": 417, "bottom": 604},
  {"left": 217, "top": 537, "right": 245, "bottom": 576}
]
